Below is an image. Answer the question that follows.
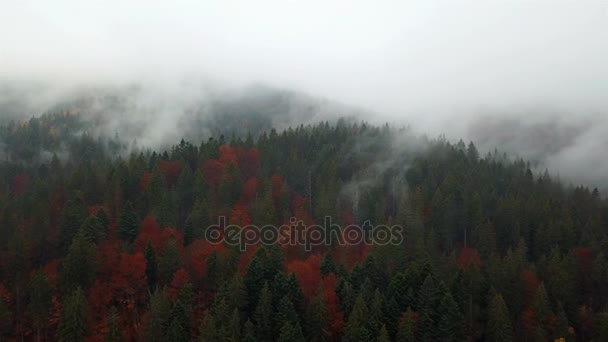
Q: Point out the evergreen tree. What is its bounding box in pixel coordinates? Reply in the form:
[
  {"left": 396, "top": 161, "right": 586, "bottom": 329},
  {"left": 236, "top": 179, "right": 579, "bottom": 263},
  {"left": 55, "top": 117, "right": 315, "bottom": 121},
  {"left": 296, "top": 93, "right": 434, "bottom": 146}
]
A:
[
  {"left": 344, "top": 294, "right": 371, "bottom": 342},
  {"left": 377, "top": 324, "right": 390, "bottom": 342},
  {"left": 28, "top": 270, "right": 52, "bottom": 341},
  {"left": 320, "top": 252, "right": 337, "bottom": 276},
  {"left": 118, "top": 201, "right": 139, "bottom": 243},
  {"left": 58, "top": 287, "right": 89, "bottom": 342},
  {"left": 144, "top": 240, "right": 158, "bottom": 289},
  {"left": 242, "top": 319, "right": 258, "bottom": 342},
  {"left": 59, "top": 196, "right": 87, "bottom": 251},
  {"left": 396, "top": 309, "right": 416, "bottom": 341},
  {"left": 305, "top": 289, "right": 329, "bottom": 342},
  {"left": 486, "top": 293, "right": 513, "bottom": 342},
  {"left": 59, "top": 232, "right": 96, "bottom": 291},
  {"left": 416, "top": 275, "right": 439, "bottom": 341},
  {"left": 158, "top": 239, "right": 180, "bottom": 284},
  {"left": 254, "top": 282, "right": 273, "bottom": 340},
  {"left": 437, "top": 291, "right": 464, "bottom": 341},
  {"left": 277, "top": 322, "right": 305, "bottom": 342},
  {"left": 145, "top": 288, "right": 171, "bottom": 342},
  {"left": 105, "top": 306, "right": 124, "bottom": 342}
]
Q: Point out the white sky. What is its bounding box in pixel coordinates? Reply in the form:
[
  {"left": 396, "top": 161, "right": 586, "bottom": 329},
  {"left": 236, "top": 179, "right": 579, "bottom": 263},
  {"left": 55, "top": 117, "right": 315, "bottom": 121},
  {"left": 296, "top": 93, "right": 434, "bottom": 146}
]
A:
[{"left": 2, "top": 0, "right": 607, "bottom": 124}]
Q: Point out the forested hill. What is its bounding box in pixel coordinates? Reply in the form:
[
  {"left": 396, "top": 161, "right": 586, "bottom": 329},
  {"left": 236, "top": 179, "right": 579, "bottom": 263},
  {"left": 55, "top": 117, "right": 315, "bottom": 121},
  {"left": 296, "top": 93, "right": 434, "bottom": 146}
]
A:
[{"left": 0, "top": 114, "right": 607, "bottom": 341}]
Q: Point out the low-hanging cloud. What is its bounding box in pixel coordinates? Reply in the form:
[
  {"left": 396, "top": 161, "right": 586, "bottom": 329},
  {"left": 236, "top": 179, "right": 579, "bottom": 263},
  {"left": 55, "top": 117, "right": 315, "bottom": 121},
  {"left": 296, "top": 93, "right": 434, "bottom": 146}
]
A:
[{"left": 1, "top": 0, "right": 607, "bottom": 190}]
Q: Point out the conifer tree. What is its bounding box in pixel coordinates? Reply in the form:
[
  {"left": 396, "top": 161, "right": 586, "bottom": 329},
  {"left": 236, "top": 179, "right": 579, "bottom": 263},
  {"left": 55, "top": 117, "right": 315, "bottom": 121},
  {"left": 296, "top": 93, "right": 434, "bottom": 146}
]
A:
[
  {"left": 486, "top": 293, "right": 514, "bottom": 342},
  {"left": 58, "top": 287, "right": 89, "bottom": 342}
]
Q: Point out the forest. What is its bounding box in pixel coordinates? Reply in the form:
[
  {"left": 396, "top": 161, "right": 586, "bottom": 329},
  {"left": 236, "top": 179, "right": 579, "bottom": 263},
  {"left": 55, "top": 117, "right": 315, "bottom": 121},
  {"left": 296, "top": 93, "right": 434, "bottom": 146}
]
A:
[{"left": 0, "top": 109, "right": 607, "bottom": 342}]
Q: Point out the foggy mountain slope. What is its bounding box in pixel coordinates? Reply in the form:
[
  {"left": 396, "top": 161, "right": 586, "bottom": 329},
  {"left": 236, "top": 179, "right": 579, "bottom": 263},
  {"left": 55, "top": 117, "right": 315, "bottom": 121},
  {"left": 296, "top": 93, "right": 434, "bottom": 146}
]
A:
[
  {"left": 1, "top": 79, "right": 606, "bottom": 193},
  {"left": 0, "top": 81, "right": 365, "bottom": 158},
  {"left": 466, "top": 112, "right": 608, "bottom": 193}
]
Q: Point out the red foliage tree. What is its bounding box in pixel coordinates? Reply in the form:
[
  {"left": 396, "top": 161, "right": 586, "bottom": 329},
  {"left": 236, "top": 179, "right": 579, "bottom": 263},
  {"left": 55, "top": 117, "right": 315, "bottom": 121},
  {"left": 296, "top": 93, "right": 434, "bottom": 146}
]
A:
[
  {"left": 219, "top": 145, "right": 238, "bottom": 166},
  {"left": 458, "top": 247, "right": 482, "bottom": 268},
  {"left": 321, "top": 274, "right": 344, "bottom": 338},
  {"left": 523, "top": 270, "right": 540, "bottom": 302},
  {"left": 139, "top": 171, "right": 152, "bottom": 192},
  {"left": 287, "top": 255, "right": 322, "bottom": 299},
  {"left": 239, "top": 148, "right": 260, "bottom": 178},
  {"left": 159, "top": 160, "right": 182, "bottom": 187},
  {"left": 574, "top": 247, "right": 593, "bottom": 280},
  {"left": 240, "top": 177, "right": 259, "bottom": 204},
  {"left": 201, "top": 160, "right": 225, "bottom": 188},
  {"left": 12, "top": 174, "right": 29, "bottom": 196},
  {"left": 169, "top": 268, "right": 191, "bottom": 300}
]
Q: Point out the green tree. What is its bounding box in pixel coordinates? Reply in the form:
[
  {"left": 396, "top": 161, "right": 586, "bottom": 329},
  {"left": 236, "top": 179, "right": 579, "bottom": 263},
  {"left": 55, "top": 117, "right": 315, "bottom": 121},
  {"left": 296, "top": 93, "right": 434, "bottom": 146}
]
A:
[
  {"left": 344, "top": 294, "right": 371, "bottom": 342},
  {"left": 105, "top": 306, "right": 124, "bottom": 342},
  {"left": 58, "top": 287, "right": 89, "bottom": 342},
  {"left": 144, "top": 240, "right": 158, "bottom": 289},
  {"left": 28, "top": 270, "right": 52, "bottom": 342},
  {"left": 486, "top": 293, "right": 513, "bottom": 342},
  {"left": 377, "top": 324, "right": 390, "bottom": 342},
  {"left": 59, "top": 232, "right": 96, "bottom": 291},
  {"left": 437, "top": 291, "right": 464, "bottom": 341},
  {"left": 145, "top": 288, "right": 171, "bottom": 342},
  {"left": 158, "top": 239, "right": 181, "bottom": 284},
  {"left": 254, "top": 282, "right": 273, "bottom": 340},
  {"left": 396, "top": 309, "right": 416, "bottom": 341},
  {"left": 277, "top": 322, "right": 305, "bottom": 342},
  {"left": 118, "top": 201, "right": 139, "bottom": 244}
]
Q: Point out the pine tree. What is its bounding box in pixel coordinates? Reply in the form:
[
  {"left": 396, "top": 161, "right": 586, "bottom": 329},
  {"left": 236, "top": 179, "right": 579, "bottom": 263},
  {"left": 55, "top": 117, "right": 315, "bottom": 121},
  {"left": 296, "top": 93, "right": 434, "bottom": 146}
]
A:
[
  {"left": 0, "top": 295, "right": 13, "bottom": 340},
  {"left": 58, "top": 287, "right": 89, "bottom": 342},
  {"left": 437, "top": 291, "right": 464, "bottom": 341},
  {"left": 416, "top": 275, "right": 439, "bottom": 341},
  {"left": 275, "top": 295, "right": 298, "bottom": 334},
  {"left": 242, "top": 318, "right": 258, "bottom": 342},
  {"left": 486, "top": 293, "right": 513, "bottom": 342},
  {"left": 105, "top": 306, "right": 124, "bottom": 342},
  {"left": 377, "top": 324, "right": 390, "bottom": 342},
  {"left": 166, "top": 300, "right": 189, "bottom": 342},
  {"left": 158, "top": 239, "right": 180, "bottom": 285},
  {"left": 254, "top": 282, "right": 273, "bottom": 340},
  {"left": 118, "top": 201, "right": 139, "bottom": 243},
  {"left": 95, "top": 208, "right": 110, "bottom": 233},
  {"left": 81, "top": 215, "right": 106, "bottom": 243},
  {"left": 28, "top": 270, "right": 52, "bottom": 341},
  {"left": 59, "top": 196, "right": 87, "bottom": 251},
  {"left": 145, "top": 288, "right": 171, "bottom": 342},
  {"left": 198, "top": 312, "right": 220, "bottom": 341},
  {"left": 305, "top": 289, "right": 329, "bottom": 342},
  {"left": 59, "top": 232, "right": 96, "bottom": 291},
  {"left": 396, "top": 309, "right": 417, "bottom": 341},
  {"left": 205, "top": 250, "right": 221, "bottom": 291},
  {"left": 320, "top": 252, "right": 337, "bottom": 276},
  {"left": 277, "top": 322, "right": 305, "bottom": 342},
  {"left": 344, "top": 294, "right": 371, "bottom": 342},
  {"left": 144, "top": 240, "right": 158, "bottom": 289}
]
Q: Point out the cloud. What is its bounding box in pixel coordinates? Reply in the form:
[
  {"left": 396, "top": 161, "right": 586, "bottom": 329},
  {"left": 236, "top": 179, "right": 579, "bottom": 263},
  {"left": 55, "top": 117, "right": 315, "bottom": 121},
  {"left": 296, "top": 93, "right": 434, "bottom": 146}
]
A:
[{"left": 1, "top": 0, "right": 607, "bottom": 190}]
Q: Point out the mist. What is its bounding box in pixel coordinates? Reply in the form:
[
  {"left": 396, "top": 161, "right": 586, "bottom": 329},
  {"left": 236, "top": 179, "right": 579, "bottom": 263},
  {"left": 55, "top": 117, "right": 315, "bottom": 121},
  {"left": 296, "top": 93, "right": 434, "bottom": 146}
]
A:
[{"left": 1, "top": 0, "right": 607, "bottom": 190}]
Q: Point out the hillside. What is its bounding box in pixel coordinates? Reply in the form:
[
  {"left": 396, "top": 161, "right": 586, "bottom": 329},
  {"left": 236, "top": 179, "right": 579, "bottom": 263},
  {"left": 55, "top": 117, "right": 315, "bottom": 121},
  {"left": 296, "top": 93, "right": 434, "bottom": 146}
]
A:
[{"left": 0, "top": 109, "right": 606, "bottom": 341}]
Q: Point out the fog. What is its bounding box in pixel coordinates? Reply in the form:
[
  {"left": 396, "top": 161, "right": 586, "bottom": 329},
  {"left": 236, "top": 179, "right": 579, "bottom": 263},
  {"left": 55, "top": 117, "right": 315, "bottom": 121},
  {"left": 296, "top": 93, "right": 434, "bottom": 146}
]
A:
[{"left": 1, "top": 0, "right": 608, "bottom": 190}]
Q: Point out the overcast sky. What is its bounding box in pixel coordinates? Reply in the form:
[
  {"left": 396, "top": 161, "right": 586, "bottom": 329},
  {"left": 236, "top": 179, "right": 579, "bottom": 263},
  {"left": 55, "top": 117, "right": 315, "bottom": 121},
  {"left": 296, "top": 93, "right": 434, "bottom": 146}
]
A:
[{"left": 2, "top": 1, "right": 607, "bottom": 121}]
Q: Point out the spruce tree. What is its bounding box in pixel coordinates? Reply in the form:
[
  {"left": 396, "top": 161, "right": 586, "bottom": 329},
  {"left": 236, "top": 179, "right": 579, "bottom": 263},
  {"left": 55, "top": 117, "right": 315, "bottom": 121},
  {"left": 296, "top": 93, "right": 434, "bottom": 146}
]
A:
[
  {"left": 277, "top": 322, "right": 305, "bottom": 342},
  {"left": 144, "top": 240, "right": 158, "bottom": 289},
  {"left": 118, "top": 201, "right": 138, "bottom": 243},
  {"left": 486, "top": 293, "right": 514, "bottom": 342},
  {"left": 58, "top": 287, "right": 89, "bottom": 342},
  {"left": 104, "top": 306, "right": 124, "bottom": 342}
]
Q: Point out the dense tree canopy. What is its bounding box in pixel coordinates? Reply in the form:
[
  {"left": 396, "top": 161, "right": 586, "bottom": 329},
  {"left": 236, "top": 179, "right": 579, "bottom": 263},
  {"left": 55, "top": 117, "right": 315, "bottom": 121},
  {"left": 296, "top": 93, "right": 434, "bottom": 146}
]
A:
[{"left": 0, "top": 113, "right": 607, "bottom": 341}]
